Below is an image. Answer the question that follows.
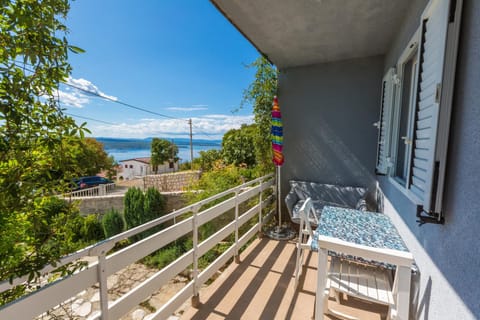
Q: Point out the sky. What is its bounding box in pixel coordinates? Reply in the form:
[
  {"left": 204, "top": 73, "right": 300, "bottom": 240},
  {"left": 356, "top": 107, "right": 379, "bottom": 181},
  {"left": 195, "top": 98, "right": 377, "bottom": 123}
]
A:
[{"left": 62, "top": 0, "right": 260, "bottom": 140}]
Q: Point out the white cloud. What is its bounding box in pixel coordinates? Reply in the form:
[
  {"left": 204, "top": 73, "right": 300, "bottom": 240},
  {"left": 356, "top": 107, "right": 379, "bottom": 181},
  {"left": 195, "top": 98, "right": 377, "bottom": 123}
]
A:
[
  {"left": 88, "top": 114, "right": 254, "bottom": 139},
  {"left": 56, "top": 77, "right": 118, "bottom": 108},
  {"left": 53, "top": 88, "right": 89, "bottom": 108},
  {"left": 166, "top": 106, "right": 208, "bottom": 112},
  {"left": 66, "top": 77, "right": 118, "bottom": 101}
]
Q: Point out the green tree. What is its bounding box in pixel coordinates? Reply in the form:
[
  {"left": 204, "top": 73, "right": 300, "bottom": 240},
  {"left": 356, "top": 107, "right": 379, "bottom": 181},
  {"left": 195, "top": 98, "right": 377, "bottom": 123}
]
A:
[
  {"left": 197, "top": 149, "right": 223, "bottom": 171},
  {"left": 0, "top": 0, "right": 87, "bottom": 295},
  {"left": 80, "top": 214, "right": 104, "bottom": 243},
  {"left": 144, "top": 187, "right": 165, "bottom": 222},
  {"left": 124, "top": 187, "right": 166, "bottom": 240},
  {"left": 151, "top": 138, "right": 178, "bottom": 174},
  {"left": 124, "top": 187, "right": 145, "bottom": 230},
  {"left": 187, "top": 165, "right": 254, "bottom": 202},
  {"left": 241, "top": 56, "right": 278, "bottom": 174},
  {"left": 102, "top": 209, "right": 125, "bottom": 238},
  {"left": 143, "top": 187, "right": 166, "bottom": 237},
  {"left": 75, "top": 138, "right": 116, "bottom": 177},
  {"left": 222, "top": 124, "right": 257, "bottom": 167}
]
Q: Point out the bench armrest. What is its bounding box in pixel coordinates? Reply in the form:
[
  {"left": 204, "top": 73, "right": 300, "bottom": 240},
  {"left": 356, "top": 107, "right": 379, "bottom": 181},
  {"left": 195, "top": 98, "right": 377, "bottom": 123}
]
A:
[{"left": 285, "top": 188, "right": 299, "bottom": 216}]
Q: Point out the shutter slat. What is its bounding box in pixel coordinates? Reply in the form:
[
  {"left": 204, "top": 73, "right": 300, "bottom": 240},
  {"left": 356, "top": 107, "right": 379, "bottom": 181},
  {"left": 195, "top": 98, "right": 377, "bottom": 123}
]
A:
[
  {"left": 413, "top": 148, "right": 430, "bottom": 161},
  {"left": 418, "top": 106, "right": 435, "bottom": 120},
  {"left": 418, "top": 88, "right": 436, "bottom": 103},
  {"left": 416, "top": 127, "right": 431, "bottom": 139},
  {"left": 419, "top": 79, "right": 437, "bottom": 97},
  {"left": 413, "top": 157, "right": 429, "bottom": 171},
  {"left": 411, "top": 176, "right": 426, "bottom": 190},
  {"left": 413, "top": 167, "right": 428, "bottom": 181},
  {"left": 417, "top": 117, "right": 432, "bottom": 130},
  {"left": 414, "top": 139, "right": 430, "bottom": 149}
]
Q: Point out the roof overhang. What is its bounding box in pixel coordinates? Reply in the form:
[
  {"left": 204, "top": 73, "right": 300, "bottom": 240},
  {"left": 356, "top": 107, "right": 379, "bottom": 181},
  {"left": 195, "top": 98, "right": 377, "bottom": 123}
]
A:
[{"left": 211, "top": 0, "right": 413, "bottom": 68}]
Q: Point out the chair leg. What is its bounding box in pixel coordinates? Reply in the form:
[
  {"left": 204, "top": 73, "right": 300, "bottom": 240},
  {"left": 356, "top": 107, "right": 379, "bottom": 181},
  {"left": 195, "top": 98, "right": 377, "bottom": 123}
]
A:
[
  {"left": 334, "top": 289, "right": 341, "bottom": 303},
  {"left": 295, "top": 220, "right": 306, "bottom": 289},
  {"left": 294, "top": 241, "right": 304, "bottom": 289}
]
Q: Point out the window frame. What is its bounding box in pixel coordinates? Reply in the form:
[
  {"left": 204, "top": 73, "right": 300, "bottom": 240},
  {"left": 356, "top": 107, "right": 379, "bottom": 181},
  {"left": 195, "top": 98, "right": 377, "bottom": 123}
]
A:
[
  {"left": 375, "top": 68, "right": 396, "bottom": 175},
  {"left": 388, "top": 29, "right": 423, "bottom": 203}
]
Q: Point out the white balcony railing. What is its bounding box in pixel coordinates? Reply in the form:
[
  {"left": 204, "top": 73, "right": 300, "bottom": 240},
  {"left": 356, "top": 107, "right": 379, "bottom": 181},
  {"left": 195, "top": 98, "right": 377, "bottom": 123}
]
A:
[
  {"left": 0, "top": 174, "right": 274, "bottom": 320},
  {"left": 67, "top": 183, "right": 116, "bottom": 198}
]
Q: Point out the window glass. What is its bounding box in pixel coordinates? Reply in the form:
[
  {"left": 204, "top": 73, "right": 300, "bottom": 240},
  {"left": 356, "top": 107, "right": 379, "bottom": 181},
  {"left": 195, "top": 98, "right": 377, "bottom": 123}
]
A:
[{"left": 395, "top": 51, "right": 417, "bottom": 183}]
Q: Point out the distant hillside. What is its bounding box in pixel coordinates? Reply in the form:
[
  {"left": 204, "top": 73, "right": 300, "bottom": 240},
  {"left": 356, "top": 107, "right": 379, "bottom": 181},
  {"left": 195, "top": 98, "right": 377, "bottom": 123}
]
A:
[{"left": 95, "top": 137, "right": 222, "bottom": 151}]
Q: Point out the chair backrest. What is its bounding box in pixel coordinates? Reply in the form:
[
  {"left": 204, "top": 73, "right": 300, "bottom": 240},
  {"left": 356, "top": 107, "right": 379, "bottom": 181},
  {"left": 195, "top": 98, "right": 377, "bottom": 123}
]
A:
[{"left": 299, "top": 198, "right": 315, "bottom": 238}]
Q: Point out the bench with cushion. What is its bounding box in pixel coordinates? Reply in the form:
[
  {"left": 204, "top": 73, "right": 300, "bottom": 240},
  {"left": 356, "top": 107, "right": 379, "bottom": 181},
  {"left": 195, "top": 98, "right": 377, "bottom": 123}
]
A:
[{"left": 285, "top": 180, "right": 368, "bottom": 225}]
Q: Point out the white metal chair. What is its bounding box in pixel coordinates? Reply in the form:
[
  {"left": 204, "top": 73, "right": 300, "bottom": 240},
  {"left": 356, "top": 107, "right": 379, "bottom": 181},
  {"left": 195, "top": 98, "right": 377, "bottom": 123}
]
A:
[{"left": 294, "top": 198, "right": 402, "bottom": 320}]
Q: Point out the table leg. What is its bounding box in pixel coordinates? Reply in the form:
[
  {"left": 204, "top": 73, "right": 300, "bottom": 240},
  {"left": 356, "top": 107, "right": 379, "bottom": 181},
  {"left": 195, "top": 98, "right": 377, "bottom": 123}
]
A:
[
  {"left": 315, "top": 247, "right": 328, "bottom": 320},
  {"left": 396, "top": 265, "right": 411, "bottom": 320}
]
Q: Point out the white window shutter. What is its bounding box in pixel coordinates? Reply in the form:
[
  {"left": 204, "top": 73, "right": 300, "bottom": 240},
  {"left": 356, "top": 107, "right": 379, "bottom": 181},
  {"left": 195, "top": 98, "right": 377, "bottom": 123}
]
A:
[
  {"left": 409, "top": 0, "right": 462, "bottom": 214},
  {"left": 375, "top": 68, "right": 395, "bottom": 175}
]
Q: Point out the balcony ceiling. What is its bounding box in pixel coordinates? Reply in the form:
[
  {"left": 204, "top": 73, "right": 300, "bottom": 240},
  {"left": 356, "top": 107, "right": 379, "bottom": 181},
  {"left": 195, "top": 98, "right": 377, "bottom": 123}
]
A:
[{"left": 211, "top": 0, "right": 413, "bottom": 68}]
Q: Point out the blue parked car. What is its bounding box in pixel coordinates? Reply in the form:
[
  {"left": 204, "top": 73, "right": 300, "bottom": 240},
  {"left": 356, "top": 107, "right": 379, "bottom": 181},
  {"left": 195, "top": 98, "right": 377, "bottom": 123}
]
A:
[{"left": 73, "top": 176, "right": 114, "bottom": 190}]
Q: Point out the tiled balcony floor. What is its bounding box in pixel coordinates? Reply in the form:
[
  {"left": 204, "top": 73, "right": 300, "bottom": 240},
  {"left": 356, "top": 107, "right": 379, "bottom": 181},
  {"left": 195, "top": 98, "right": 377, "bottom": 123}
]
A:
[{"left": 181, "top": 237, "right": 388, "bottom": 319}]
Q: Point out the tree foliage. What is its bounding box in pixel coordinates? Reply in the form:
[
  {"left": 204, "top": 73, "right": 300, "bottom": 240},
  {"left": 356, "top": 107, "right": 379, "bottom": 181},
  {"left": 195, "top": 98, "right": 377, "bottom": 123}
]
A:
[
  {"left": 102, "top": 209, "right": 125, "bottom": 238},
  {"left": 187, "top": 165, "right": 254, "bottom": 202},
  {"left": 144, "top": 187, "right": 165, "bottom": 221},
  {"left": 241, "top": 56, "right": 278, "bottom": 174},
  {"left": 74, "top": 138, "right": 116, "bottom": 177},
  {"left": 197, "top": 149, "right": 222, "bottom": 171},
  {"left": 222, "top": 124, "right": 257, "bottom": 167},
  {"left": 151, "top": 138, "right": 178, "bottom": 174},
  {"left": 0, "top": 0, "right": 88, "bottom": 290},
  {"left": 124, "top": 187, "right": 166, "bottom": 240},
  {"left": 124, "top": 187, "right": 145, "bottom": 231}
]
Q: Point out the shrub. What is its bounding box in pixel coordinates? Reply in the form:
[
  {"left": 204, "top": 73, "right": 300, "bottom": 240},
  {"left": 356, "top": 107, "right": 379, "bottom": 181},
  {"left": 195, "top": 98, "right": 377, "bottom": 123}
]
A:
[
  {"left": 144, "top": 188, "right": 165, "bottom": 222},
  {"left": 197, "top": 149, "right": 223, "bottom": 171},
  {"left": 80, "top": 214, "right": 104, "bottom": 242},
  {"left": 124, "top": 187, "right": 145, "bottom": 230},
  {"left": 143, "top": 240, "right": 188, "bottom": 270},
  {"left": 144, "top": 246, "right": 178, "bottom": 269},
  {"left": 102, "top": 209, "right": 124, "bottom": 238}
]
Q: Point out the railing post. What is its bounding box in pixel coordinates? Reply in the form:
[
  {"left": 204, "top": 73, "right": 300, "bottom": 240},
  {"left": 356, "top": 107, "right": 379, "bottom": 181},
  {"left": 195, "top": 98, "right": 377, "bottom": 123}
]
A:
[
  {"left": 234, "top": 187, "right": 240, "bottom": 264},
  {"left": 97, "top": 252, "right": 109, "bottom": 320},
  {"left": 100, "top": 184, "right": 106, "bottom": 196},
  {"left": 88, "top": 242, "right": 113, "bottom": 320},
  {"left": 191, "top": 205, "right": 201, "bottom": 308},
  {"left": 258, "top": 179, "right": 264, "bottom": 238}
]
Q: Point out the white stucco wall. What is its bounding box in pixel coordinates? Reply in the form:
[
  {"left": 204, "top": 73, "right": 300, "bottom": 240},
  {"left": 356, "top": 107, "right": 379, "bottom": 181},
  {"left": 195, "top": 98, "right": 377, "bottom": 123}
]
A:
[
  {"left": 118, "top": 160, "right": 179, "bottom": 180},
  {"left": 118, "top": 160, "right": 152, "bottom": 180}
]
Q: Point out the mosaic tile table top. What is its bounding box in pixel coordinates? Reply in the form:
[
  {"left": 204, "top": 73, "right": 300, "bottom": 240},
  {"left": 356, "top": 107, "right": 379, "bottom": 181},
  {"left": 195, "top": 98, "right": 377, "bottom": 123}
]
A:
[{"left": 311, "top": 206, "right": 408, "bottom": 253}]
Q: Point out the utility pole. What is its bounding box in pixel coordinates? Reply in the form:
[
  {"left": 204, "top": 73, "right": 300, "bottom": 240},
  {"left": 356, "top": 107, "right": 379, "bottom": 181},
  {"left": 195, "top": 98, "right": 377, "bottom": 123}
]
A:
[
  {"left": 188, "top": 119, "right": 193, "bottom": 170},
  {"left": 171, "top": 138, "right": 175, "bottom": 172}
]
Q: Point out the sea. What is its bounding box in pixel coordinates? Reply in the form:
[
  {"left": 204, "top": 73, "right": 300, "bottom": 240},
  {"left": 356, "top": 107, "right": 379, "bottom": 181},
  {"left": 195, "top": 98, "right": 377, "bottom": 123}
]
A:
[{"left": 96, "top": 137, "right": 222, "bottom": 163}]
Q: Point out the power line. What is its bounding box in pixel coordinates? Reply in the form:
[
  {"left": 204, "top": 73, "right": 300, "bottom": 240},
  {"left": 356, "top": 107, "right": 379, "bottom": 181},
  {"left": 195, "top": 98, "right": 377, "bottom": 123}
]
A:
[
  {"left": 11, "top": 61, "right": 221, "bottom": 142},
  {"left": 64, "top": 112, "right": 117, "bottom": 125},
  {"left": 65, "top": 81, "right": 183, "bottom": 121},
  {"left": 191, "top": 124, "right": 217, "bottom": 139},
  {"left": 12, "top": 61, "right": 185, "bottom": 121}
]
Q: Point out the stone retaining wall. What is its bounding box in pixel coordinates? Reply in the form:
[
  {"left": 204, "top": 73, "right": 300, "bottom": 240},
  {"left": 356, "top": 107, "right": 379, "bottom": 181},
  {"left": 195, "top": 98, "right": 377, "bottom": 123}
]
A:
[
  {"left": 76, "top": 192, "right": 187, "bottom": 215},
  {"left": 143, "top": 170, "right": 200, "bottom": 192}
]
